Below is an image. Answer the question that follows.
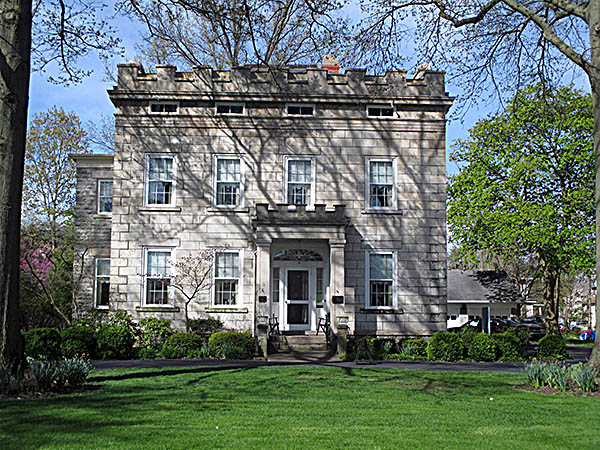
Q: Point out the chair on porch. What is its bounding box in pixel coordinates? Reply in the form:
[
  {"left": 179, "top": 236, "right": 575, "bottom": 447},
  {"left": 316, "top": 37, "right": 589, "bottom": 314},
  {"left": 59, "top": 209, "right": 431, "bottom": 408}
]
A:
[
  {"left": 268, "top": 314, "right": 280, "bottom": 338},
  {"left": 317, "top": 313, "right": 330, "bottom": 337}
]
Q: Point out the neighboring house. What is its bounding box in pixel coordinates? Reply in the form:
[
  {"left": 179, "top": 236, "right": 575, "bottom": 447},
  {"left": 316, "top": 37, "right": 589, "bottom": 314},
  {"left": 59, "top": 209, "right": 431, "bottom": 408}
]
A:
[
  {"left": 72, "top": 58, "right": 453, "bottom": 347},
  {"left": 447, "top": 270, "right": 523, "bottom": 328}
]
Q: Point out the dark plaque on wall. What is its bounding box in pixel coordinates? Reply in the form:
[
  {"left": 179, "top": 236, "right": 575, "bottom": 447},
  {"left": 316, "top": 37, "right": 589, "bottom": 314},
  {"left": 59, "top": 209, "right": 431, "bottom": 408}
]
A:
[
  {"left": 258, "top": 295, "right": 268, "bottom": 303},
  {"left": 332, "top": 295, "right": 344, "bottom": 304}
]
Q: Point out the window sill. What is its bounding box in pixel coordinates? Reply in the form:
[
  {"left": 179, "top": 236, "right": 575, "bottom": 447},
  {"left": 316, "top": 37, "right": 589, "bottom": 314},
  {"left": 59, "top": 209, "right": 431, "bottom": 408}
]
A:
[
  {"left": 361, "top": 209, "right": 403, "bottom": 215},
  {"left": 360, "top": 308, "right": 404, "bottom": 314},
  {"left": 136, "top": 306, "right": 180, "bottom": 312},
  {"left": 207, "top": 207, "right": 249, "bottom": 213},
  {"left": 94, "top": 307, "right": 110, "bottom": 311},
  {"left": 93, "top": 214, "right": 112, "bottom": 220},
  {"left": 138, "top": 206, "right": 182, "bottom": 213},
  {"left": 206, "top": 307, "right": 249, "bottom": 314}
]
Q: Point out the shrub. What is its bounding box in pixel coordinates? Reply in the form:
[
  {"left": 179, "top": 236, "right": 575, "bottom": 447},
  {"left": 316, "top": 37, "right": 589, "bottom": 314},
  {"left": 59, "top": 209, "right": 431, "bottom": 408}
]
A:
[
  {"left": 367, "top": 338, "right": 397, "bottom": 359},
  {"left": 186, "top": 344, "right": 211, "bottom": 360},
  {"left": 523, "top": 361, "right": 549, "bottom": 388},
  {"left": 492, "top": 332, "right": 522, "bottom": 361},
  {"left": 538, "top": 334, "right": 569, "bottom": 360},
  {"left": 28, "top": 357, "right": 93, "bottom": 391},
  {"left": 569, "top": 363, "right": 598, "bottom": 392},
  {"left": 187, "top": 318, "right": 223, "bottom": 335},
  {"left": 138, "top": 318, "right": 173, "bottom": 350},
  {"left": 505, "top": 327, "right": 530, "bottom": 355},
  {"left": 219, "top": 343, "right": 246, "bottom": 360},
  {"left": 464, "top": 333, "right": 498, "bottom": 361},
  {"left": 160, "top": 333, "right": 204, "bottom": 359},
  {"left": 426, "top": 331, "right": 465, "bottom": 361},
  {"left": 208, "top": 332, "right": 255, "bottom": 359},
  {"left": 137, "top": 347, "right": 159, "bottom": 359},
  {"left": 97, "top": 324, "right": 135, "bottom": 359},
  {"left": 402, "top": 338, "right": 427, "bottom": 358},
  {"left": 546, "top": 363, "right": 569, "bottom": 392},
  {"left": 23, "top": 328, "right": 61, "bottom": 359},
  {"left": 61, "top": 326, "right": 97, "bottom": 358},
  {"left": 28, "top": 358, "right": 59, "bottom": 392},
  {"left": 1, "top": 364, "right": 11, "bottom": 394}
]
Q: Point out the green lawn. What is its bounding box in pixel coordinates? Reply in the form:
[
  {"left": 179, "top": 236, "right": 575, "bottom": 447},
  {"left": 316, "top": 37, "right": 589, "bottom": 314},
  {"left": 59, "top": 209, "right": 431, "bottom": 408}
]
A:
[{"left": 2, "top": 365, "right": 599, "bottom": 449}]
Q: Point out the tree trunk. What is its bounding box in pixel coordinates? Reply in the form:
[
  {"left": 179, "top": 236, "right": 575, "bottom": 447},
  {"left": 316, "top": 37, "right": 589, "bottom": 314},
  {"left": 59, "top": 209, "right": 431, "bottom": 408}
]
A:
[
  {"left": 588, "top": 0, "right": 600, "bottom": 370},
  {"left": 0, "top": 1, "right": 32, "bottom": 368},
  {"left": 541, "top": 265, "right": 560, "bottom": 334}
]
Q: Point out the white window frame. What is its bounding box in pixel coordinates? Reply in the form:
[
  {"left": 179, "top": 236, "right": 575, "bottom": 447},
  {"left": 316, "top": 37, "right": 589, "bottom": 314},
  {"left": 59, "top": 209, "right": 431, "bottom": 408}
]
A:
[
  {"left": 215, "top": 102, "right": 245, "bottom": 115},
  {"left": 145, "top": 154, "right": 177, "bottom": 207},
  {"left": 95, "top": 258, "right": 110, "bottom": 309},
  {"left": 365, "top": 157, "right": 397, "bottom": 210},
  {"left": 365, "top": 250, "right": 397, "bottom": 310},
  {"left": 142, "top": 247, "right": 175, "bottom": 307},
  {"left": 283, "top": 156, "right": 316, "bottom": 207},
  {"left": 212, "top": 249, "right": 244, "bottom": 308},
  {"left": 212, "top": 155, "right": 245, "bottom": 208},
  {"left": 149, "top": 101, "right": 179, "bottom": 114},
  {"left": 286, "top": 103, "right": 315, "bottom": 117},
  {"left": 97, "top": 179, "right": 113, "bottom": 214},
  {"left": 366, "top": 103, "right": 395, "bottom": 118}
]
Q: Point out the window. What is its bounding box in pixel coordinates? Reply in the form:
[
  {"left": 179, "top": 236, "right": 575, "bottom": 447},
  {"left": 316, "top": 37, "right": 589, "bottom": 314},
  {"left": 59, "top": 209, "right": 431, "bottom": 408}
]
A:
[
  {"left": 285, "top": 157, "right": 315, "bottom": 206},
  {"left": 213, "top": 156, "right": 243, "bottom": 207},
  {"left": 286, "top": 104, "right": 314, "bottom": 116},
  {"left": 216, "top": 103, "right": 244, "bottom": 115},
  {"left": 316, "top": 267, "right": 324, "bottom": 307},
  {"left": 214, "top": 250, "right": 242, "bottom": 306},
  {"left": 366, "top": 251, "right": 395, "bottom": 308},
  {"left": 367, "top": 104, "right": 394, "bottom": 117},
  {"left": 272, "top": 268, "right": 280, "bottom": 303},
  {"left": 366, "top": 158, "right": 396, "bottom": 209},
  {"left": 146, "top": 155, "right": 176, "bottom": 205},
  {"left": 98, "top": 180, "right": 113, "bottom": 214},
  {"left": 144, "top": 249, "right": 173, "bottom": 305},
  {"left": 150, "top": 102, "right": 178, "bottom": 114},
  {"left": 95, "top": 259, "right": 110, "bottom": 309}
]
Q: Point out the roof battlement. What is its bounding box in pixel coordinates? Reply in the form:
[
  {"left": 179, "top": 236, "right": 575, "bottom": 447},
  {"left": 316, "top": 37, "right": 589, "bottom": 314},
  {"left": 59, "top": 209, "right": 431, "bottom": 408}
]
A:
[{"left": 113, "top": 62, "right": 450, "bottom": 100}]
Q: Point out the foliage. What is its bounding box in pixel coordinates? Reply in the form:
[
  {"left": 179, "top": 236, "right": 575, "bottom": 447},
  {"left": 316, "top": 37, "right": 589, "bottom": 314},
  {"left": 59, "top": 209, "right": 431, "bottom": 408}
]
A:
[
  {"left": 27, "top": 356, "right": 93, "bottom": 392},
  {"left": 137, "top": 347, "right": 159, "bottom": 360},
  {"left": 23, "top": 328, "right": 61, "bottom": 360},
  {"left": 218, "top": 343, "right": 247, "bottom": 360},
  {"left": 60, "top": 326, "right": 97, "bottom": 358},
  {"left": 401, "top": 338, "right": 427, "bottom": 358},
  {"left": 464, "top": 333, "right": 498, "bottom": 362},
  {"left": 97, "top": 325, "right": 135, "bottom": 360},
  {"left": 504, "top": 327, "right": 531, "bottom": 356},
  {"left": 447, "top": 84, "right": 594, "bottom": 333},
  {"left": 186, "top": 318, "right": 223, "bottom": 336},
  {"left": 538, "top": 335, "right": 570, "bottom": 360},
  {"left": 569, "top": 363, "right": 598, "bottom": 393},
  {"left": 138, "top": 318, "right": 173, "bottom": 350},
  {"left": 208, "top": 332, "right": 255, "bottom": 360},
  {"left": 492, "top": 332, "right": 522, "bottom": 361},
  {"left": 546, "top": 363, "right": 569, "bottom": 392},
  {"left": 426, "top": 331, "right": 465, "bottom": 362},
  {"left": 523, "top": 361, "right": 549, "bottom": 389},
  {"left": 160, "top": 333, "right": 204, "bottom": 359},
  {"left": 0, "top": 363, "right": 11, "bottom": 394},
  {"left": 185, "top": 344, "right": 212, "bottom": 360},
  {"left": 367, "top": 337, "right": 397, "bottom": 359}
]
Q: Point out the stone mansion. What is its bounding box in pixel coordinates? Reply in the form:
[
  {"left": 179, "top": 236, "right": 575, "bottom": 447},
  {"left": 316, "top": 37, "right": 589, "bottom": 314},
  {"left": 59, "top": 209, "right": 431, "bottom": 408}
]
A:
[{"left": 73, "top": 59, "right": 453, "bottom": 345}]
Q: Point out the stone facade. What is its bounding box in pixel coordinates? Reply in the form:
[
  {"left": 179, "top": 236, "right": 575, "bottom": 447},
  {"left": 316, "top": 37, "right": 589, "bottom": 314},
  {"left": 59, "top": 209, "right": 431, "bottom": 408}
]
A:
[{"left": 73, "top": 62, "right": 453, "bottom": 339}]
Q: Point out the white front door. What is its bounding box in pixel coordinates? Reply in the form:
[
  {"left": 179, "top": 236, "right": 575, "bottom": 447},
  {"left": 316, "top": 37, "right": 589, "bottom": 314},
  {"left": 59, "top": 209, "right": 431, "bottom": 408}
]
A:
[{"left": 282, "top": 267, "right": 315, "bottom": 331}]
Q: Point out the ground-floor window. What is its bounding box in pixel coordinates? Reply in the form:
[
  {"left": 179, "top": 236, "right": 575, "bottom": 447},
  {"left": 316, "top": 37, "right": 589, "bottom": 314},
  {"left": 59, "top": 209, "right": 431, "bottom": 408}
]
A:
[
  {"left": 214, "top": 250, "right": 242, "bottom": 306},
  {"left": 366, "top": 251, "right": 395, "bottom": 308},
  {"left": 95, "top": 258, "right": 110, "bottom": 309},
  {"left": 144, "top": 248, "right": 173, "bottom": 305}
]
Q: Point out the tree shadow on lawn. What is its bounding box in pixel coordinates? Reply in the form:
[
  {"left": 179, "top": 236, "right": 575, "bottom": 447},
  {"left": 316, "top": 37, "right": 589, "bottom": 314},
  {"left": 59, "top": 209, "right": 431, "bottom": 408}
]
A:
[{"left": 89, "top": 364, "right": 250, "bottom": 383}]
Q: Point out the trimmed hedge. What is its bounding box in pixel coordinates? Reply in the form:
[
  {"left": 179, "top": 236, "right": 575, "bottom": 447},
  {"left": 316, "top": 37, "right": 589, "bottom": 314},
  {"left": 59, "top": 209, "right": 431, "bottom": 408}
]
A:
[
  {"left": 426, "top": 331, "right": 464, "bottom": 361},
  {"left": 97, "top": 324, "right": 135, "bottom": 359},
  {"left": 61, "top": 326, "right": 97, "bottom": 358},
  {"left": 538, "top": 334, "right": 569, "bottom": 360},
  {"left": 402, "top": 338, "right": 427, "bottom": 358},
  {"left": 23, "top": 328, "right": 61, "bottom": 359},
  {"left": 465, "top": 333, "right": 498, "bottom": 362},
  {"left": 160, "top": 333, "right": 204, "bottom": 359},
  {"left": 208, "top": 332, "right": 255, "bottom": 359},
  {"left": 492, "top": 332, "right": 522, "bottom": 361}
]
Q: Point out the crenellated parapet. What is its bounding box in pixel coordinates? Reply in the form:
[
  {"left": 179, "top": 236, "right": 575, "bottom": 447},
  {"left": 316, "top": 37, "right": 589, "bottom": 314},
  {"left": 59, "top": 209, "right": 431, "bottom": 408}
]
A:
[{"left": 113, "top": 62, "right": 450, "bottom": 100}]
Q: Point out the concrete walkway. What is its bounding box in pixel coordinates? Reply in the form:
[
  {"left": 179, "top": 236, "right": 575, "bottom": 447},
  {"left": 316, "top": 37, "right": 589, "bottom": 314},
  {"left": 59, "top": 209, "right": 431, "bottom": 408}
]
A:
[{"left": 92, "top": 345, "right": 592, "bottom": 374}]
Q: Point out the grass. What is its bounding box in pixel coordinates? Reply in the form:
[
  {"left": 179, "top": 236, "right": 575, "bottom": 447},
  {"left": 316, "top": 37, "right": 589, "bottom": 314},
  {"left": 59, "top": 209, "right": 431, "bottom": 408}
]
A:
[{"left": 2, "top": 365, "right": 599, "bottom": 449}]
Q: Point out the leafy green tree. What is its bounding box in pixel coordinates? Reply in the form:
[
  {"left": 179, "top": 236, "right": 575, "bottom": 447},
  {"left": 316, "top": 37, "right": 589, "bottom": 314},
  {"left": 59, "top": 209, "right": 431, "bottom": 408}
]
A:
[{"left": 448, "top": 84, "right": 595, "bottom": 334}]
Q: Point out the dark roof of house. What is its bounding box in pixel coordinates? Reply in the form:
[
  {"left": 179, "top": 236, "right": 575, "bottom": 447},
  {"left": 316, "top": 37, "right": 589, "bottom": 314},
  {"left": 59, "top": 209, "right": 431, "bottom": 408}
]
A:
[{"left": 447, "top": 270, "right": 523, "bottom": 304}]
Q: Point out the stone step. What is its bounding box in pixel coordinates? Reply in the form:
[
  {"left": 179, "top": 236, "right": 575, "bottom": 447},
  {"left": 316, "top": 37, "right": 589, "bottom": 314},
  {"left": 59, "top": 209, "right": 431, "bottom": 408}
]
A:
[
  {"left": 267, "top": 350, "right": 341, "bottom": 363},
  {"left": 271, "top": 334, "right": 330, "bottom": 352}
]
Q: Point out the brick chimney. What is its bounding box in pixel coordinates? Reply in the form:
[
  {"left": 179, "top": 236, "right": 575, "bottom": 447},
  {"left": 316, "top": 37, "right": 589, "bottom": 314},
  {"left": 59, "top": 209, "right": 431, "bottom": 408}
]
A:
[{"left": 322, "top": 55, "right": 340, "bottom": 73}]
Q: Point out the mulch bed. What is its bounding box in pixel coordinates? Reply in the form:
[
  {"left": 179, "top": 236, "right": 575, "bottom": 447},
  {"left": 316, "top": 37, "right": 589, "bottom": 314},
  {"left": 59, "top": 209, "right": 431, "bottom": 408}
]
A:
[{"left": 514, "top": 381, "right": 600, "bottom": 397}]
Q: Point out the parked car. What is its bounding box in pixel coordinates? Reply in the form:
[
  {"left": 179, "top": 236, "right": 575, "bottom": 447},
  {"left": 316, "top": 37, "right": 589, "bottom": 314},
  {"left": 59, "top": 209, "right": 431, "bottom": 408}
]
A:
[
  {"left": 448, "top": 318, "right": 512, "bottom": 334},
  {"left": 518, "top": 318, "right": 546, "bottom": 341}
]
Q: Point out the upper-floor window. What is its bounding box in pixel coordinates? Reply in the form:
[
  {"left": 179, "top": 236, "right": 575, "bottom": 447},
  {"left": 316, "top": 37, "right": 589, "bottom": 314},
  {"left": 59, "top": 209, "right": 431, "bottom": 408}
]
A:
[
  {"left": 286, "top": 104, "right": 314, "bottom": 116},
  {"left": 150, "top": 102, "right": 178, "bottom": 114},
  {"left": 216, "top": 103, "right": 244, "bottom": 115},
  {"left": 366, "top": 251, "right": 396, "bottom": 308},
  {"left": 146, "top": 155, "right": 176, "bottom": 206},
  {"left": 214, "top": 250, "right": 242, "bottom": 306},
  {"left": 366, "top": 158, "right": 396, "bottom": 209},
  {"left": 367, "top": 104, "right": 394, "bottom": 117},
  {"left": 95, "top": 258, "right": 110, "bottom": 309},
  {"left": 285, "top": 156, "right": 315, "bottom": 206},
  {"left": 98, "top": 180, "right": 113, "bottom": 214},
  {"left": 143, "top": 248, "right": 173, "bottom": 306},
  {"left": 213, "top": 156, "right": 244, "bottom": 207}
]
